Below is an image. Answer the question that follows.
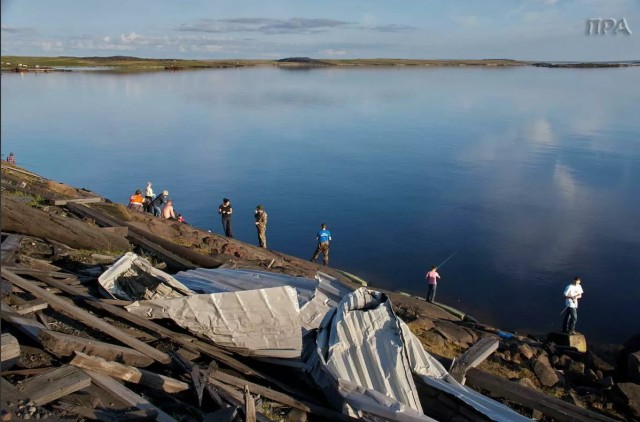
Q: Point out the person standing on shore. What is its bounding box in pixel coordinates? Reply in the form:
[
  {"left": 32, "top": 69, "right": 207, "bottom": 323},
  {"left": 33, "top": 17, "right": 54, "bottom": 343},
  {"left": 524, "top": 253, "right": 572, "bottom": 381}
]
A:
[
  {"left": 144, "top": 181, "right": 154, "bottom": 213},
  {"left": 6, "top": 152, "right": 15, "bottom": 164},
  {"left": 425, "top": 265, "right": 441, "bottom": 303},
  {"left": 218, "top": 198, "right": 234, "bottom": 238},
  {"left": 310, "top": 223, "right": 332, "bottom": 266},
  {"left": 562, "top": 277, "right": 584, "bottom": 334},
  {"left": 254, "top": 205, "right": 268, "bottom": 248}
]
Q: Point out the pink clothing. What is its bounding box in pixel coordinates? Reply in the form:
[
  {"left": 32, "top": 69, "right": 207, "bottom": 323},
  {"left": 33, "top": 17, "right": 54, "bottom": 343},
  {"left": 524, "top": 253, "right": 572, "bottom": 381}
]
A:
[{"left": 425, "top": 270, "right": 440, "bottom": 285}]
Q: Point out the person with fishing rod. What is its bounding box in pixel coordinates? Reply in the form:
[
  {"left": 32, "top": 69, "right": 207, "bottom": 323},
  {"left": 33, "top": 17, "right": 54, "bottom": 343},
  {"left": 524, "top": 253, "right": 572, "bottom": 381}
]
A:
[
  {"left": 425, "top": 251, "right": 457, "bottom": 303},
  {"left": 561, "top": 276, "right": 584, "bottom": 335}
]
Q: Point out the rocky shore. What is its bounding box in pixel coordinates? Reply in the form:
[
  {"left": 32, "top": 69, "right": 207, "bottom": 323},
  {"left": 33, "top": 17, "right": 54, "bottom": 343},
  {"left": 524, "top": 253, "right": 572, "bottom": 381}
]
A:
[{"left": 1, "top": 161, "right": 639, "bottom": 421}]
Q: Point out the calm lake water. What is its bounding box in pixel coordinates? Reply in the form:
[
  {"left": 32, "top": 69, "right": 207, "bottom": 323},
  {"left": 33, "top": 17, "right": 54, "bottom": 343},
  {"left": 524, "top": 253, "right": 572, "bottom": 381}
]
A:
[{"left": 2, "top": 66, "right": 639, "bottom": 344}]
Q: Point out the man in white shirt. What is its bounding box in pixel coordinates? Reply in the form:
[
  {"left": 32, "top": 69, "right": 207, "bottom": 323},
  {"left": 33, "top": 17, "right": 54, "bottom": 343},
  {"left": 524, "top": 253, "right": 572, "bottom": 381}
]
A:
[{"left": 562, "top": 277, "right": 584, "bottom": 334}]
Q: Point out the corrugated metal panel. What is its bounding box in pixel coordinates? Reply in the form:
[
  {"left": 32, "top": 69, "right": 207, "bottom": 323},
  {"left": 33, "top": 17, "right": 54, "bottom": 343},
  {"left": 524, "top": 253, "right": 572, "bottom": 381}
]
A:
[
  {"left": 126, "top": 286, "right": 302, "bottom": 358},
  {"left": 309, "top": 288, "right": 531, "bottom": 422}
]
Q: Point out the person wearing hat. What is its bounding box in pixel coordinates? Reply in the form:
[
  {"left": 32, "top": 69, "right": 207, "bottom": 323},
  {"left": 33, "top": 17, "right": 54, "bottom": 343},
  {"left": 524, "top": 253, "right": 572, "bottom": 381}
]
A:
[
  {"left": 218, "top": 198, "right": 234, "bottom": 238},
  {"left": 151, "top": 190, "right": 169, "bottom": 217},
  {"left": 310, "top": 223, "right": 332, "bottom": 266},
  {"left": 128, "top": 189, "right": 145, "bottom": 212},
  {"left": 254, "top": 205, "right": 268, "bottom": 248}
]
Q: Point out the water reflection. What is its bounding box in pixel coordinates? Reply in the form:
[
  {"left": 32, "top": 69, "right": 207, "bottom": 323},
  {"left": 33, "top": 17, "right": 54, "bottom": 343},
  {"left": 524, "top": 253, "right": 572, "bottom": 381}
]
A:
[{"left": 2, "top": 66, "right": 639, "bottom": 342}]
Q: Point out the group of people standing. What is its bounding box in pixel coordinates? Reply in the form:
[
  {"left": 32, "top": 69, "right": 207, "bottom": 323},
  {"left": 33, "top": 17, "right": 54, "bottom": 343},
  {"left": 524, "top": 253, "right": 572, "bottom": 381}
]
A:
[
  {"left": 216, "top": 198, "right": 332, "bottom": 265},
  {"left": 128, "top": 182, "right": 185, "bottom": 223}
]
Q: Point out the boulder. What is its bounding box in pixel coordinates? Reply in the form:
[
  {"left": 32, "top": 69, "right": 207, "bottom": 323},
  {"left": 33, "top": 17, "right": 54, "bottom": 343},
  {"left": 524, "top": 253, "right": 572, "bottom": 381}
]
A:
[
  {"left": 628, "top": 352, "right": 640, "bottom": 383},
  {"left": 517, "top": 343, "right": 535, "bottom": 360},
  {"left": 434, "top": 321, "right": 477, "bottom": 345},
  {"left": 532, "top": 357, "right": 560, "bottom": 387},
  {"left": 613, "top": 383, "right": 640, "bottom": 418},
  {"left": 597, "top": 376, "right": 615, "bottom": 389},
  {"left": 566, "top": 360, "right": 586, "bottom": 377},
  {"left": 421, "top": 330, "right": 446, "bottom": 348},
  {"left": 547, "top": 332, "right": 587, "bottom": 352},
  {"left": 587, "top": 351, "right": 615, "bottom": 373}
]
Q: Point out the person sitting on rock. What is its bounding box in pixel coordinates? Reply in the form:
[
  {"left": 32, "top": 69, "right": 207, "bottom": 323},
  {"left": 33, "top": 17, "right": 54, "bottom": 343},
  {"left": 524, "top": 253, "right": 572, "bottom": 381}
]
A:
[
  {"left": 162, "top": 199, "right": 176, "bottom": 219},
  {"left": 128, "top": 189, "right": 145, "bottom": 212},
  {"left": 6, "top": 152, "right": 15, "bottom": 164},
  {"left": 177, "top": 214, "right": 187, "bottom": 223}
]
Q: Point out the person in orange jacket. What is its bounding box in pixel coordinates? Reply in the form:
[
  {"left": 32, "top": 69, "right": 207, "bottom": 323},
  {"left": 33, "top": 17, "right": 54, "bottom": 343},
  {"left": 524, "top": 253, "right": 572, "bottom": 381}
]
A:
[{"left": 128, "top": 189, "right": 145, "bottom": 212}]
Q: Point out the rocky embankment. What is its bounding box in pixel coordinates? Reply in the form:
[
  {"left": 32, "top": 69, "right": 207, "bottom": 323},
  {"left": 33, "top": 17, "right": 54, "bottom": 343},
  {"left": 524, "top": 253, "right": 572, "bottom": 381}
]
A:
[{"left": 1, "top": 162, "right": 639, "bottom": 421}]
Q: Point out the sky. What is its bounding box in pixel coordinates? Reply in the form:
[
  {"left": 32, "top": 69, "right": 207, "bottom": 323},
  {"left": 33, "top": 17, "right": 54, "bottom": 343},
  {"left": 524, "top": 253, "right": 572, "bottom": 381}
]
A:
[{"left": 1, "top": 0, "right": 638, "bottom": 61}]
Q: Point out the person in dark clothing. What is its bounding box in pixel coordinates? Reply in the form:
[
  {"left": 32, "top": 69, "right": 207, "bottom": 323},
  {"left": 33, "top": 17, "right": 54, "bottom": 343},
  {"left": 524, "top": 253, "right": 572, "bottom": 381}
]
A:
[
  {"left": 218, "top": 198, "right": 234, "bottom": 238},
  {"left": 151, "top": 190, "right": 169, "bottom": 217}
]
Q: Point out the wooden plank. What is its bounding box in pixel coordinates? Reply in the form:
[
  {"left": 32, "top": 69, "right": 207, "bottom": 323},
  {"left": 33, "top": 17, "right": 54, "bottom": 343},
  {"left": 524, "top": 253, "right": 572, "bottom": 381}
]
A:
[
  {"left": 0, "top": 302, "right": 46, "bottom": 341},
  {"left": 49, "top": 197, "right": 103, "bottom": 206},
  {"left": 1, "top": 269, "right": 171, "bottom": 365},
  {"left": 19, "top": 365, "right": 91, "bottom": 405},
  {"left": 71, "top": 351, "right": 188, "bottom": 393},
  {"left": 244, "top": 386, "right": 257, "bottom": 422},
  {"left": 82, "top": 369, "right": 177, "bottom": 422},
  {"left": 15, "top": 298, "right": 49, "bottom": 314},
  {"left": 101, "top": 226, "right": 129, "bottom": 236},
  {"left": 458, "top": 364, "right": 620, "bottom": 422},
  {"left": 1, "top": 333, "right": 20, "bottom": 370},
  {"left": 209, "top": 370, "right": 358, "bottom": 422},
  {"left": 450, "top": 337, "right": 499, "bottom": 384},
  {"left": 1, "top": 367, "right": 56, "bottom": 377},
  {"left": 1, "top": 234, "right": 22, "bottom": 265},
  {"left": 38, "top": 330, "right": 154, "bottom": 367},
  {"left": 54, "top": 401, "right": 159, "bottom": 422}
]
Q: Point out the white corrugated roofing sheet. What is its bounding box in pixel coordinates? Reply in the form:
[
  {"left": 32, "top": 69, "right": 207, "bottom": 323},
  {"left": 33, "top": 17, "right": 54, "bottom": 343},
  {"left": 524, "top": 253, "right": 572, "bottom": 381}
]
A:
[
  {"left": 126, "top": 286, "right": 302, "bottom": 358},
  {"left": 309, "top": 288, "right": 531, "bottom": 421}
]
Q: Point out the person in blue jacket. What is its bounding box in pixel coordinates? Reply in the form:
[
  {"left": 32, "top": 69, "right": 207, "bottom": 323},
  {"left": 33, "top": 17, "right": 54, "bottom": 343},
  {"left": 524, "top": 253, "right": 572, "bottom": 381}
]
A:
[{"left": 310, "top": 223, "right": 332, "bottom": 266}]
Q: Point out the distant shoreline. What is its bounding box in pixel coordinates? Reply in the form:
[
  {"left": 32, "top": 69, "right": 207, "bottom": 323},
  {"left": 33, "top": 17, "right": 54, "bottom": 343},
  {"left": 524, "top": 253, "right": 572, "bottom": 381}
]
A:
[{"left": 1, "top": 55, "right": 639, "bottom": 73}]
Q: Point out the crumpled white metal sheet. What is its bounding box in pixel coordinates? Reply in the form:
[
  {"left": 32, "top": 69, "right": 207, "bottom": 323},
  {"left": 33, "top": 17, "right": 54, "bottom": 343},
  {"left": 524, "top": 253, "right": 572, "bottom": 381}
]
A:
[
  {"left": 309, "top": 287, "right": 531, "bottom": 422},
  {"left": 98, "top": 252, "right": 193, "bottom": 301},
  {"left": 172, "top": 268, "right": 352, "bottom": 332},
  {"left": 126, "top": 286, "right": 303, "bottom": 358}
]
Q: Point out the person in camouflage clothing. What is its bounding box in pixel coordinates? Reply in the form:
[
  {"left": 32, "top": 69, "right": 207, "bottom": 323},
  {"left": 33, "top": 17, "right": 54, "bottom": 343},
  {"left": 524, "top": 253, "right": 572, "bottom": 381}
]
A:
[{"left": 254, "top": 205, "right": 268, "bottom": 248}]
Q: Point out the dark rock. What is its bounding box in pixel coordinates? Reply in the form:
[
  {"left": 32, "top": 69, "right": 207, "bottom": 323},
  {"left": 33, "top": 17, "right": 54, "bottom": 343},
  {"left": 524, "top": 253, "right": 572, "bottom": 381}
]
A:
[
  {"left": 421, "top": 330, "right": 446, "bottom": 348},
  {"left": 503, "top": 350, "right": 512, "bottom": 362},
  {"left": 628, "top": 351, "right": 640, "bottom": 383},
  {"left": 597, "top": 376, "right": 615, "bottom": 389},
  {"left": 559, "top": 354, "right": 573, "bottom": 369},
  {"left": 613, "top": 382, "right": 640, "bottom": 418},
  {"left": 434, "top": 321, "right": 477, "bottom": 345},
  {"left": 551, "top": 355, "right": 560, "bottom": 367},
  {"left": 566, "top": 360, "right": 586, "bottom": 377},
  {"left": 536, "top": 353, "right": 551, "bottom": 367},
  {"left": 547, "top": 332, "right": 587, "bottom": 352},
  {"left": 588, "top": 350, "right": 615, "bottom": 373},
  {"left": 624, "top": 335, "right": 640, "bottom": 354},
  {"left": 518, "top": 343, "right": 535, "bottom": 360},
  {"left": 596, "top": 369, "right": 603, "bottom": 380},
  {"left": 532, "top": 357, "right": 560, "bottom": 387},
  {"left": 511, "top": 352, "right": 523, "bottom": 365},
  {"left": 585, "top": 368, "right": 599, "bottom": 383}
]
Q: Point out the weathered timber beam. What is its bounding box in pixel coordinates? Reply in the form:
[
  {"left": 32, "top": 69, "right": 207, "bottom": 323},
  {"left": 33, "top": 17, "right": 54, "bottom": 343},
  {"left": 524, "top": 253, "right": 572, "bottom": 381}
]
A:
[
  {"left": 1, "top": 234, "right": 22, "bottom": 265},
  {"left": 82, "top": 369, "right": 177, "bottom": 422},
  {"left": 449, "top": 337, "right": 499, "bottom": 384},
  {"left": 1, "top": 302, "right": 46, "bottom": 341},
  {"left": 19, "top": 365, "right": 91, "bottom": 406},
  {"left": 435, "top": 355, "right": 621, "bottom": 422},
  {"left": 38, "top": 329, "right": 154, "bottom": 367},
  {"left": 15, "top": 298, "right": 48, "bottom": 314},
  {"left": 207, "top": 379, "right": 274, "bottom": 422},
  {"left": 209, "top": 370, "right": 358, "bottom": 422},
  {"left": 71, "top": 351, "right": 189, "bottom": 393},
  {"left": 48, "top": 197, "right": 102, "bottom": 206},
  {"left": 1, "top": 333, "right": 20, "bottom": 365},
  {"left": 1, "top": 269, "right": 171, "bottom": 365},
  {"left": 66, "top": 202, "right": 224, "bottom": 269},
  {"left": 26, "top": 271, "right": 266, "bottom": 380}
]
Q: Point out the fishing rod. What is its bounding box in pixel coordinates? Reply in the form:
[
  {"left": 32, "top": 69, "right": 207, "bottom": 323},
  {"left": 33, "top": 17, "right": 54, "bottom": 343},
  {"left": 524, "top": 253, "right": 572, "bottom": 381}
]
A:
[{"left": 436, "top": 250, "right": 458, "bottom": 269}]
